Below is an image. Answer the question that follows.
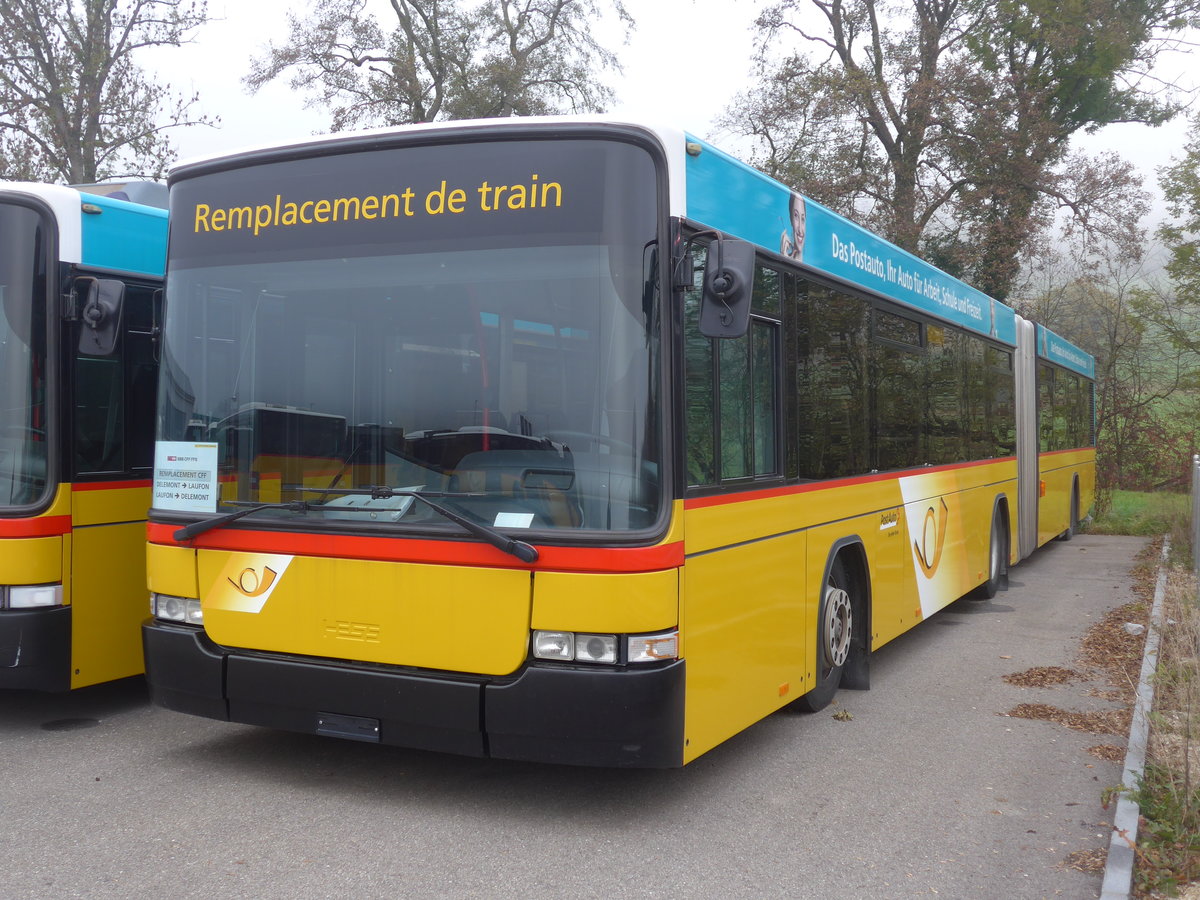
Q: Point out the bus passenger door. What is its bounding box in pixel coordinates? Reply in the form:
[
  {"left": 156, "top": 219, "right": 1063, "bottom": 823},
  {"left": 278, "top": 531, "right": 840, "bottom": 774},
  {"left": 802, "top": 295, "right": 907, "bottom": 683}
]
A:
[{"left": 68, "top": 283, "right": 157, "bottom": 687}]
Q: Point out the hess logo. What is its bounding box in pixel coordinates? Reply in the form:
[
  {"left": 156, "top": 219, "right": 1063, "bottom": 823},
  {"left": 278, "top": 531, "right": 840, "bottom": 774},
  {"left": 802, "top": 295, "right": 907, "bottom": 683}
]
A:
[
  {"left": 914, "top": 498, "right": 949, "bottom": 578},
  {"left": 227, "top": 565, "right": 278, "bottom": 597}
]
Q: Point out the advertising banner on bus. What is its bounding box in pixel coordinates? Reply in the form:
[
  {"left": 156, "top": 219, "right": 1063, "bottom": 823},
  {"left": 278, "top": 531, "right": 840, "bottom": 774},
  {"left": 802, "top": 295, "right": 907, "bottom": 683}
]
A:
[{"left": 683, "top": 135, "right": 1017, "bottom": 346}]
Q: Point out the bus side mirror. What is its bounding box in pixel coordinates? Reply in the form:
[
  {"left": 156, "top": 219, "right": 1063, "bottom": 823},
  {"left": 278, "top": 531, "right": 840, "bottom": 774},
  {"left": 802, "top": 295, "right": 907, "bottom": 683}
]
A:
[
  {"left": 699, "top": 238, "right": 755, "bottom": 339},
  {"left": 76, "top": 277, "right": 125, "bottom": 356}
]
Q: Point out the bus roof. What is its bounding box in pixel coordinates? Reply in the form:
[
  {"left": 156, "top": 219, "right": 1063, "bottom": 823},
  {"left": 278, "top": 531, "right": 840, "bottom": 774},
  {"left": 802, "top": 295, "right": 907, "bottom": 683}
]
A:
[{"left": 0, "top": 181, "right": 167, "bottom": 278}]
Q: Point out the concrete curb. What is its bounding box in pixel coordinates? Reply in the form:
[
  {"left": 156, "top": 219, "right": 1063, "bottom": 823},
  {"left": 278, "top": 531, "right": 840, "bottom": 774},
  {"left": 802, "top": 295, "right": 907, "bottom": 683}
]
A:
[{"left": 1099, "top": 537, "right": 1169, "bottom": 899}]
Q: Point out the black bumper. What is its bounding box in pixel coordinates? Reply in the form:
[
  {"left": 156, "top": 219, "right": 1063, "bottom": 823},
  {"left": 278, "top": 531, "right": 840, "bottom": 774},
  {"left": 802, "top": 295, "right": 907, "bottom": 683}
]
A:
[
  {"left": 0, "top": 606, "right": 71, "bottom": 692},
  {"left": 142, "top": 620, "right": 686, "bottom": 768}
]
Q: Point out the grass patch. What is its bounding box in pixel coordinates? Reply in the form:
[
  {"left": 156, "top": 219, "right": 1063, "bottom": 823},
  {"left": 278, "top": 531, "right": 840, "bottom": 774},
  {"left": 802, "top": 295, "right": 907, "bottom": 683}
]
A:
[
  {"left": 1131, "top": 565, "right": 1200, "bottom": 897},
  {"left": 1131, "top": 763, "right": 1200, "bottom": 896},
  {"left": 1090, "top": 490, "right": 1190, "bottom": 538}
]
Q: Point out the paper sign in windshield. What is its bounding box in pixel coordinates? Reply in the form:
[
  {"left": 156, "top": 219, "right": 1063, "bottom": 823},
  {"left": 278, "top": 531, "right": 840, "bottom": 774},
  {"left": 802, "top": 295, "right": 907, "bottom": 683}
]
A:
[{"left": 154, "top": 442, "right": 219, "bottom": 512}]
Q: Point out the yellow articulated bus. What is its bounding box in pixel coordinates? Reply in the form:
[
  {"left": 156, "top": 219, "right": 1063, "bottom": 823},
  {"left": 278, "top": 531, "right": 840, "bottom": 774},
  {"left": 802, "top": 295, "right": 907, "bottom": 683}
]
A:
[
  {"left": 142, "top": 119, "right": 1094, "bottom": 766},
  {"left": 1, "top": 181, "right": 166, "bottom": 690}
]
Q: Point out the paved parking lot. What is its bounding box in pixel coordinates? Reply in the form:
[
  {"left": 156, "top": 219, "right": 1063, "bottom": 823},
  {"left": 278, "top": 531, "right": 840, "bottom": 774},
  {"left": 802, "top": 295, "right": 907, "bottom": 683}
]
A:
[{"left": 0, "top": 534, "right": 1148, "bottom": 899}]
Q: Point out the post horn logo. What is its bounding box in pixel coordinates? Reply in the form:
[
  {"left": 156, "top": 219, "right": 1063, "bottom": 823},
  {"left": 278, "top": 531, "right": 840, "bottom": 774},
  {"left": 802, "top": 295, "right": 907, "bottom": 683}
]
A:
[
  {"left": 228, "top": 565, "right": 278, "bottom": 597},
  {"left": 914, "top": 498, "right": 949, "bottom": 578}
]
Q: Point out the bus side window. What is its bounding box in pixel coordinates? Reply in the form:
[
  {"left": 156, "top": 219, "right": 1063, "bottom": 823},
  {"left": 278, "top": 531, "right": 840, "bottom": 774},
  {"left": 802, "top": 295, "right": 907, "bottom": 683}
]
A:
[
  {"left": 1037, "top": 364, "right": 1055, "bottom": 453},
  {"left": 797, "top": 284, "right": 869, "bottom": 479},
  {"left": 746, "top": 266, "right": 780, "bottom": 478},
  {"left": 871, "top": 308, "right": 923, "bottom": 472},
  {"left": 986, "top": 345, "right": 1016, "bottom": 457},
  {"left": 74, "top": 283, "right": 158, "bottom": 476},
  {"left": 1062, "top": 371, "right": 1084, "bottom": 449},
  {"left": 683, "top": 244, "right": 716, "bottom": 487},
  {"left": 925, "top": 323, "right": 964, "bottom": 465},
  {"left": 125, "top": 286, "right": 157, "bottom": 470},
  {"left": 74, "top": 354, "right": 125, "bottom": 474},
  {"left": 683, "top": 252, "right": 781, "bottom": 487}
]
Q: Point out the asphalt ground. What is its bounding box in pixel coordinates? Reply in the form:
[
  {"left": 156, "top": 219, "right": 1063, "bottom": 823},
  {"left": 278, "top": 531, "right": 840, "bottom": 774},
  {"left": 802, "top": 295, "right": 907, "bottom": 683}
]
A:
[{"left": 0, "top": 533, "right": 1148, "bottom": 899}]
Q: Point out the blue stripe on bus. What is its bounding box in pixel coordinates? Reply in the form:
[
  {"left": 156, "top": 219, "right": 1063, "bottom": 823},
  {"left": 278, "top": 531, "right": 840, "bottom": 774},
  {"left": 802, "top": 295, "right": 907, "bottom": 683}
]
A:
[
  {"left": 683, "top": 135, "right": 1017, "bottom": 346},
  {"left": 79, "top": 193, "right": 168, "bottom": 278},
  {"left": 1037, "top": 324, "right": 1094, "bottom": 378}
]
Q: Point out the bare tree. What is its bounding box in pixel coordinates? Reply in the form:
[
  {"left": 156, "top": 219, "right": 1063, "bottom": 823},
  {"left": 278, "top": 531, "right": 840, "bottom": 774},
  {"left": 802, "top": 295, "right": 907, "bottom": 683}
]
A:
[
  {"left": 1014, "top": 243, "right": 1198, "bottom": 495},
  {"left": 244, "top": 0, "right": 633, "bottom": 131},
  {"left": 723, "top": 0, "right": 1197, "bottom": 300},
  {"left": 0, "top": 0, "right": 214, "bottom": 183},
  {"left": 1160, "top": 113, "right": 1200, "bottom": 307}
]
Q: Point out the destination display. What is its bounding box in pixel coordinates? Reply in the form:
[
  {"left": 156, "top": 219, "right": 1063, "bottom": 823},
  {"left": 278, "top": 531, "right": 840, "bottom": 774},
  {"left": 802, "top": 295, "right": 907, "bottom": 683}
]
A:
[
  {"left": 153, "top": 441, "right": 219, "bottom": 512},
  {"left": 170, "top": 138, "right": 655, "bottom": 265}
]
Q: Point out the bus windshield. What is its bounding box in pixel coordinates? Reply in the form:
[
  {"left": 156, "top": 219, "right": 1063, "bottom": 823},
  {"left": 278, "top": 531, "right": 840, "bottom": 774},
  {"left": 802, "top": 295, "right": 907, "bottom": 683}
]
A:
[
  {"left": 0, "top": 202, "right": 49, "bottom": 510},
  {"left": 160, "top": 136, "right": 663, "bottom": 536}
]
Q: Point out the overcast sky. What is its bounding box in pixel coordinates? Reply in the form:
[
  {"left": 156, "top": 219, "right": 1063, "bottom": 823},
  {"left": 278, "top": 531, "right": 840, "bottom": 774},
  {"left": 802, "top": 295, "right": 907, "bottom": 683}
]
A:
[
  {"left": 144, "top": 0, "right": 1194, "bottom": 207},
  {"left": 146, "top": 0, "right": 762, "bottom": 163}
]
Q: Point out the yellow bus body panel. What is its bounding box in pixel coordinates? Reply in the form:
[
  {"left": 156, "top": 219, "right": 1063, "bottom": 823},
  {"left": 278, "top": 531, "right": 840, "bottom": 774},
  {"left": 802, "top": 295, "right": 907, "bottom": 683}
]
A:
[
  {"left": 71, "top": 483, "right": 152, "bottom": 527},
  {"left": 0, "top": 487, "right": 70, "bottom": 585},
  {"left": 70, "top": 520, "right": 148, "bottom": 687},
  {"left": 532, "top": 569, "right": 677, "bottom": 634},
  {"left": 69, "top": 483, "right": 152, "bottom": 688},
  {"left": 196, "top": 551, "right": 532, "bottom": 676},
  {"left": 146, "top": 542, "right": 199, "bottom": 599},
  {"left": 1, "top": 483, "right": 148, "bottom": 689},
  {"left": 1038, "top": 449, "right": 1096, "bottom": 546},
  {"left": 0, "top": 536, "right": 63, "bottom": 584},
  {"left": 681, "top": 525, "right": 808, "bottom": 762},
  {"left": 897, "top": 464, "right": 1012, "bottom": 623},
  {"left": 41, "top": 484, "right": 73, "bottom": 518},
  {"left": 680, "top": 460, "right": 1017, "bottom": 763}
]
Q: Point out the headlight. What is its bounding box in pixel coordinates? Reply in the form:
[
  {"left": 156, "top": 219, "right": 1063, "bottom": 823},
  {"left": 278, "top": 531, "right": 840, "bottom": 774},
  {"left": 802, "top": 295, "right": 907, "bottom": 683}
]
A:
[
  {"left": 151, "top": 593, "right": 203, "bottom": 625},
  {"left": 531, "top": 628, "right": 678, "bottom": 665},
  {"left": 575, "top": 633, "right": 617, "bottom": 664},
  {"left": 6, "top": 583, "right": 64, "bottom": 609},
  {"left": 532, "top": 630, "right": 573, "bottom": 660}
]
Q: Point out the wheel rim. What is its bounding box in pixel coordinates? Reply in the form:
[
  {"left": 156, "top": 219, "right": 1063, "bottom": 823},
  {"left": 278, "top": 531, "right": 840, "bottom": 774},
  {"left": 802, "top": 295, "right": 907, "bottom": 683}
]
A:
[
  {"left": 990, "top": 525, "right": 1003, "bottom": 581},
  {"left": 822, "top": 586, "right": 852, "bottom": 668}
]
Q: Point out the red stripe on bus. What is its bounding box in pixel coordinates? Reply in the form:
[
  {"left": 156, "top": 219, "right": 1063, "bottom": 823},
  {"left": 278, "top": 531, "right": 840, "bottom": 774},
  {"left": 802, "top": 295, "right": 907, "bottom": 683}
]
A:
[
  {"left": 146, "top": 522, "right": 683, "bottom": 574},
  {"left": 1039, "top": 447, "right": 1094, "bottom": 458},
  {"left": 684, "top": 457, "right": 1018, "bottom": 510},
  {"left": 72, "top": 479, "right": 153, "bottom": 492},
  {"left": 0, "top": 515, "right": 72, "bottom": 537}
]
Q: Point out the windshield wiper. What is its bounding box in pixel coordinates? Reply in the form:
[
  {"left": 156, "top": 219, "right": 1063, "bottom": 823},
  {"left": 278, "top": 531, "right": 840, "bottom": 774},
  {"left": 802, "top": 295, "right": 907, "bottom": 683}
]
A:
[
  {"left": 173, "top": 500, "right": 313, "bottom": 542},
  {"left": 306, "top": 486, "right": 539, "bottom": 563}
]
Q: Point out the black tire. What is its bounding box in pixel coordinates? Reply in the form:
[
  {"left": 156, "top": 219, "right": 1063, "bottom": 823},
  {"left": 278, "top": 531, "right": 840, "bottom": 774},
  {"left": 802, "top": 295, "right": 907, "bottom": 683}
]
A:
[
  {"left": 794, "top": 557, "right": 853, "bottom": 713},
  {"left": 1056, "top": 484, "right": 1079, "bottom": 542},
  {"left": 971, "top": 508, "right": 1006, "bottom": 599}
]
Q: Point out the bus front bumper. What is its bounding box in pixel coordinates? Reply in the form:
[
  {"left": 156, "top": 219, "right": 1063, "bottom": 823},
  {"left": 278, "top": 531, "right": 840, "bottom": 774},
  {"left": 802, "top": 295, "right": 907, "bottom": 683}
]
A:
[
  {"left": 142, "top": 620, "right": 686, "bottom": 768},
  {"left": 0, "top": 606, "right": 71, "bottom": 691}
]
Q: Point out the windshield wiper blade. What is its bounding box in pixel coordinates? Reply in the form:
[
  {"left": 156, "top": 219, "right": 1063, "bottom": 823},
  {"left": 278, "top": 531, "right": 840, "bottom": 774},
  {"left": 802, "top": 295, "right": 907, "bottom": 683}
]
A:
[
  {"left": 306, "top": 486, "right": 539, "bottom": 563},
  {"left": 173, "top": 500, "right": 312, "bottom": 542}
]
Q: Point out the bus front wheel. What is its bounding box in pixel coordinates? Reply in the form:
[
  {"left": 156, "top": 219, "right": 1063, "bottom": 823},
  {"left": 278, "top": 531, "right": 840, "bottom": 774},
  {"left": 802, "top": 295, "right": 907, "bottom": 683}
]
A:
[{"left": 794, "top": 557, "right": 853, "bottom": 713}]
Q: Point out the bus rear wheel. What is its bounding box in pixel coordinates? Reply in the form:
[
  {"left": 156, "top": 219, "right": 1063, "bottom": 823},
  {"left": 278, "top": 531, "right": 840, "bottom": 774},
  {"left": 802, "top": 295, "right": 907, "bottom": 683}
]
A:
[
  {"left": 794, "top": 557, "right": 852, "bottom": 713},
  {"left": 1056, "top": 483, "right": 1079, "bottom": 542},
  {"left": 972, "top": 508, "right": 1006, "bottom": 599}
]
